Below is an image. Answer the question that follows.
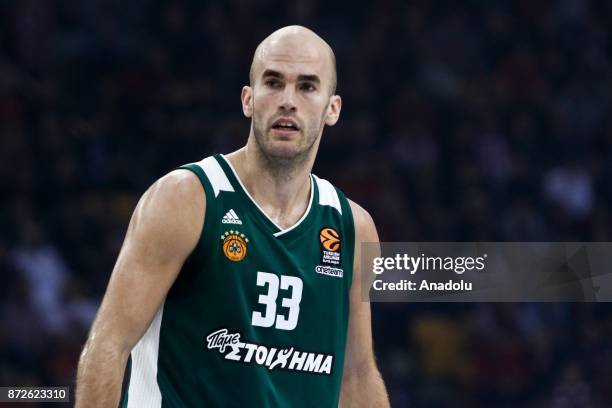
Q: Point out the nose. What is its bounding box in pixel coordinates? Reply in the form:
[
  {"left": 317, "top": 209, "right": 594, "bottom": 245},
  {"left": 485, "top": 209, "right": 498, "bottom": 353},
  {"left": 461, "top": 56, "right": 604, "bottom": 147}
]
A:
[{"left": 278, "top": 86, "right": 297, "bottom": 112}]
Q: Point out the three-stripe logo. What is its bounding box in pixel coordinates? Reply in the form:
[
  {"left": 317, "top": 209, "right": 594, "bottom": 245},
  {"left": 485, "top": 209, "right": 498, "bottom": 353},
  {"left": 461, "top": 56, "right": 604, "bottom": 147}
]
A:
[{"left": 222, "top": 209, "right": 243, "bottom": 225}]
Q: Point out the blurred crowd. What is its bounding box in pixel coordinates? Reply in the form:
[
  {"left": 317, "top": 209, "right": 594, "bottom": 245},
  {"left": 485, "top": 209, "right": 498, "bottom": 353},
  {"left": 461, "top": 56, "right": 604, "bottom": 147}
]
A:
[{"left": 1, "top": 0, "right": 612, "bottom": 406}]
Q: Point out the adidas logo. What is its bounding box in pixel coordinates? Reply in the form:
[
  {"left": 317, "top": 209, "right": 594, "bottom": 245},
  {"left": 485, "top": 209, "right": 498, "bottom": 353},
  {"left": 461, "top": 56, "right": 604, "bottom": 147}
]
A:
[{"left": 222, "top": 209, "right": 243, "bottom": 225}]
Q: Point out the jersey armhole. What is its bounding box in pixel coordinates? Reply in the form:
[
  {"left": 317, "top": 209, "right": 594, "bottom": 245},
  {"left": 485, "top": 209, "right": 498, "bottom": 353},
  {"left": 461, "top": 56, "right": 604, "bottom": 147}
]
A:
[
  {"left": 336, "top": 188, "right": 356, "bottom": 289},
  {"left": 177, "top": 164, "right": 215, "bottom": 263}
]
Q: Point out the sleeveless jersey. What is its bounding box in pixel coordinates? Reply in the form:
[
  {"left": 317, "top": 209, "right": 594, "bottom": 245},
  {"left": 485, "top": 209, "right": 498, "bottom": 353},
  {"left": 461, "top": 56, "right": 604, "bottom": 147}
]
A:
[{"left": 122, "top": 154, "right": 355, "bottom": 407}]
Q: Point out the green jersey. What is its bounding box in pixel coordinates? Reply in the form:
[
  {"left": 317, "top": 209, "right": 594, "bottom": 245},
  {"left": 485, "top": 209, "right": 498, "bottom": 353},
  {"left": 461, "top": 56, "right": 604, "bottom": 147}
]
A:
[{"left": 122, "top": 154, "right": 355, "bottom": 407}]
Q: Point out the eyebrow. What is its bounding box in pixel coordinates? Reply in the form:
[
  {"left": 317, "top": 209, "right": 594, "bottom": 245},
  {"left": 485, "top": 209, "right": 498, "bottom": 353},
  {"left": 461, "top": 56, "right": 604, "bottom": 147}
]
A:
[{"left": 261, "top": 70, "right": 321, "bottom": 84}]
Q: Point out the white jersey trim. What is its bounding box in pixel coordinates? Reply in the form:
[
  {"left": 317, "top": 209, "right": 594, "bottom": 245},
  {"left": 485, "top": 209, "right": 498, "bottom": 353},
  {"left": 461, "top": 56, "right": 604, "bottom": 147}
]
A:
[
  {"left": 219, "top": 154, "right": 314, "bottom": 237},
  {"left": 127, "top": 304, "right": 164, "bottom": 408},
  {"left": 273, "top": 175, "right": 314, "bottom": 237},
  {"left": 194, "top": 156, "right": 234, "bottom": 197},
  {"left": 313, "top": 174, "right": 342, "bottom": 215}
]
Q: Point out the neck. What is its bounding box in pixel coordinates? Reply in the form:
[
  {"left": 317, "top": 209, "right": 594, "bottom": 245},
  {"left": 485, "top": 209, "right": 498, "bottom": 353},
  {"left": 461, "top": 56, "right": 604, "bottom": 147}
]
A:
[{"left": 225, "top": 140, "right": 316, "bottom": 230}]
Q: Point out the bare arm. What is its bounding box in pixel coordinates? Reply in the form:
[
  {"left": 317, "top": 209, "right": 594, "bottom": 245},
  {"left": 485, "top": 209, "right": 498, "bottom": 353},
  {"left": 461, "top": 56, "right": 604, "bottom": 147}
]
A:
[
  {"left": 75, "top": 170, "right": 205, "bottom": 407},
  {"left": 339, "top": 201, "right": 389, "bottom": 408}
]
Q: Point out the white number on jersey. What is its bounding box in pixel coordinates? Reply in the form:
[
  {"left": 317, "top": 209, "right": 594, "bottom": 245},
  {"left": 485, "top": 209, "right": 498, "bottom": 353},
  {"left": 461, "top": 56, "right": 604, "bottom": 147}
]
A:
[{"left": 251, "top": 272, "right": 303, "bottom": 331}]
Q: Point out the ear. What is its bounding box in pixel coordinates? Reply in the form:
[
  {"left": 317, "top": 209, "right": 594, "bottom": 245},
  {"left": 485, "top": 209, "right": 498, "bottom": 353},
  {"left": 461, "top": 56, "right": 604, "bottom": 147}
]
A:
[
  {"left": 241, "top": 86, "right": 253, "bottom": 118},
  {"left": 325, "top": 95, "right": 342, "bottom": 126}
]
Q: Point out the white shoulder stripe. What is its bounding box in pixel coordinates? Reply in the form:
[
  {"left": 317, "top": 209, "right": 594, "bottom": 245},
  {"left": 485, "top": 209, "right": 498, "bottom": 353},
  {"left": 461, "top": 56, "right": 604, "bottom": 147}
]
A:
[
  {"left": 313, "top": 174, "right": 342, "bottom": 215},
  {"left": 127, "top": 304, "right": 164, "bottom": 408},
  {"left": 194, "top": 156, "right": 234, "bottom": 197}
]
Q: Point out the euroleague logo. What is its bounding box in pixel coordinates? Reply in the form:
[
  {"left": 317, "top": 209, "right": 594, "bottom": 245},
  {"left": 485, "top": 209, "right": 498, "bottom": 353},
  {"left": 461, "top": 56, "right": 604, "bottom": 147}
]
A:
[
  {"left": 319, "top": 227, "right": 341, "bottom": 267},
  {"left": 221, "top": 230, "right": 249, "bottom": 262},
  {"left": 320, "top": 227, "right": 341, "bottom": 252}
]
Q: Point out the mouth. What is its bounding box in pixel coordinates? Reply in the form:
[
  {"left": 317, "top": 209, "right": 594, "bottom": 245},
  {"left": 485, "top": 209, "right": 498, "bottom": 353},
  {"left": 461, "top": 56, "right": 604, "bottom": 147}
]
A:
[{"left": 270, "top": 117, "right": 300, "bottom": 135}]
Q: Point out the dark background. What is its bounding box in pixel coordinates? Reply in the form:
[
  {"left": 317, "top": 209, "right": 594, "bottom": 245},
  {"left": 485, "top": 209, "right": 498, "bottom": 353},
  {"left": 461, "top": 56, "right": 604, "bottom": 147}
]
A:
[{"left": 1, "top": 0, "right": 612, "bottom": 406}]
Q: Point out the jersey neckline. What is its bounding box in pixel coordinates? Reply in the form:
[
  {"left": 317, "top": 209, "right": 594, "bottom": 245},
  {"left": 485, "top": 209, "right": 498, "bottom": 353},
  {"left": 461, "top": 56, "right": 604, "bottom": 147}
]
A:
[{"left": 215, "top": 154, "right": 317, "bottom": 239}]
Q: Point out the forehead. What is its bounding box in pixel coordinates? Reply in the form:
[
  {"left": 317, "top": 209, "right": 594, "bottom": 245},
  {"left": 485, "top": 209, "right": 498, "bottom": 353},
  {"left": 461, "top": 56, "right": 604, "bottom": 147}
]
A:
[{"left": 255, "top": 37, "right": 331, "bottom": 79}]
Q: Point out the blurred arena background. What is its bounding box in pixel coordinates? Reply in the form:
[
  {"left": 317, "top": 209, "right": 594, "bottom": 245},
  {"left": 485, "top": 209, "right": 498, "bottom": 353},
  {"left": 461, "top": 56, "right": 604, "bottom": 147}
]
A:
[{"left": 1, "top": 0, "right": 612, "bottom": 406}]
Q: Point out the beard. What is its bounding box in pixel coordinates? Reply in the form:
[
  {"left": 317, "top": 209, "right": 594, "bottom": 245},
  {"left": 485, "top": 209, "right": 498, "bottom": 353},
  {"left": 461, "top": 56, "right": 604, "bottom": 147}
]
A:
[{"left": 251, "top": 105, "right": 327, "bottom": 167}]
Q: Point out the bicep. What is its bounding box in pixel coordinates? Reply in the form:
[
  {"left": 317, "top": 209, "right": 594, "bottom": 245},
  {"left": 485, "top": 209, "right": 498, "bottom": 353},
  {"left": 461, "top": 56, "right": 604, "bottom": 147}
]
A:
[
  {"left": 89, "top": 170, "right": 205, "bottom": 352},
  {"left": 344, "top": 201, "right": 380, "bottom": 374}
]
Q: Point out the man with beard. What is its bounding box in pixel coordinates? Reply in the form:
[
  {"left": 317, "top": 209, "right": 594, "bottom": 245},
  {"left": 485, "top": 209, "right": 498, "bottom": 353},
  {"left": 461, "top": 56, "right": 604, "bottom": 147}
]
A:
[{"left": 76, "top": 26, "right": 389, "bottom": 407}]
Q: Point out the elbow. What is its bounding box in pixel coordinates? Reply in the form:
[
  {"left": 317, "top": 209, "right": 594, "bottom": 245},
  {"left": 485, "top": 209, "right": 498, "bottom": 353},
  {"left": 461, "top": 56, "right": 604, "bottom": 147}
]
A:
[
  {"left": 343, "top": 359, "right": 379, "bottom": 380},
  {"left": 80, "top": 329, "right": 132, "bottom": 365}
]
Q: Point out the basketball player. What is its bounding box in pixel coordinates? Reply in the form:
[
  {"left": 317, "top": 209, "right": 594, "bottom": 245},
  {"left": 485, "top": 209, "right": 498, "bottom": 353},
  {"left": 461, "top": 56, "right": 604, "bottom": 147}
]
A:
[{"left": 76, "top": 25, "right": 389, "bottom": 407}]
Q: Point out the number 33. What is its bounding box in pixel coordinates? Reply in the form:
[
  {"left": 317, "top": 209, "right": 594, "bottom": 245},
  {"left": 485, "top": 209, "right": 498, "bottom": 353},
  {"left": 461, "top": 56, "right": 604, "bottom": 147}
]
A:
[{"left": 251, "top": 272, "right": 303, "bottom": 331}]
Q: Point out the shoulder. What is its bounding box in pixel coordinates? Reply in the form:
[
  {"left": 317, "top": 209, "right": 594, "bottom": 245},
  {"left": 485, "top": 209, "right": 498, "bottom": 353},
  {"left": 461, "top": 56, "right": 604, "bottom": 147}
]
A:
[
  {"left": 153, "top": 168, "right": 203, "bottom": 194},
  {"left": 347, "top": 199, "right": 379, "bottom": 243},
  {"left": 134, "top": 169, "right": 206, "bottom": 241},
  {"left": 145, "top": 169, "right": 205, "bottom": 206}
]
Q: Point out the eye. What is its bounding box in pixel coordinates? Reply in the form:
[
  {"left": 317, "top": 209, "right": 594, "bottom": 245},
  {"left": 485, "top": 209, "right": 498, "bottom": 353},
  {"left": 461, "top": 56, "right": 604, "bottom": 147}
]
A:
[
  {"left": 299, "top": 83, "right": 316, "bottom": 92},
  {"left": 265, "top": 79, "right": 282, "bottom": 88}
]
